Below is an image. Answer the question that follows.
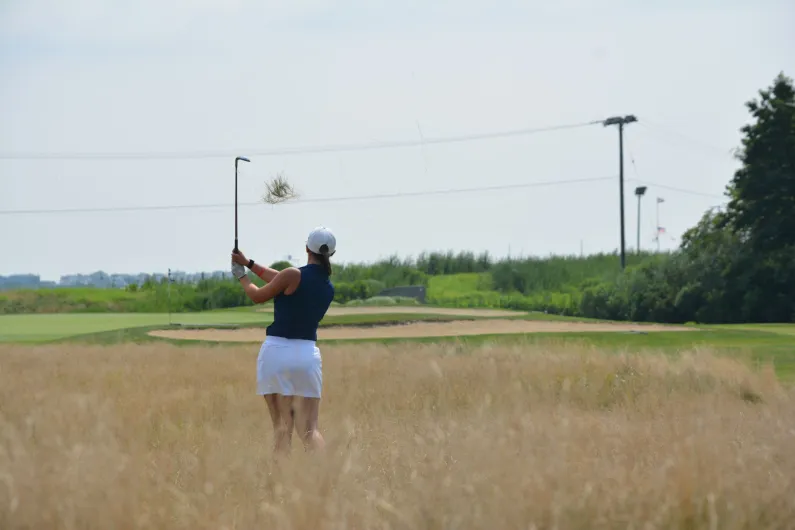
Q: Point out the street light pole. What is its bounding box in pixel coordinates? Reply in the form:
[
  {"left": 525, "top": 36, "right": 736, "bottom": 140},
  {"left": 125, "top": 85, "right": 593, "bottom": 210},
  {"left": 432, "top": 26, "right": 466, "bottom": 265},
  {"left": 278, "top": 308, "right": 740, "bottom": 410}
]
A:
[
  {"left": 634, "top": 186, "right": 647, "bottom": 255},
  {"left": 603, "top": 115, "right": 638, "bottom": 270}
]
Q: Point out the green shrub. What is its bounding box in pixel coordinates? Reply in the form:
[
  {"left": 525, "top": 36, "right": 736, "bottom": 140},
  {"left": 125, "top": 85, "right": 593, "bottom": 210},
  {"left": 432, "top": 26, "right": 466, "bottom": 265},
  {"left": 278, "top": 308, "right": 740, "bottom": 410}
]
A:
[
  {"left": 343, "top": 296, "right": 419, "bottom": 307},
  {"left": 270, "top": 261, "right": 292, "bottom": 271}
]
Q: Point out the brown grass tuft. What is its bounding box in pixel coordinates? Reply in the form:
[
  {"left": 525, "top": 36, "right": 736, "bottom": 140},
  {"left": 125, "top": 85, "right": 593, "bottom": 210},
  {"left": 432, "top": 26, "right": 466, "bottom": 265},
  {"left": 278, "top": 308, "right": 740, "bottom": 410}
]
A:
[
  {"left": 262, "top": 172, "right": 299, "bottom": 205},
  {"left": 1, "top": 341, "right": 793, "bottom": 529}
]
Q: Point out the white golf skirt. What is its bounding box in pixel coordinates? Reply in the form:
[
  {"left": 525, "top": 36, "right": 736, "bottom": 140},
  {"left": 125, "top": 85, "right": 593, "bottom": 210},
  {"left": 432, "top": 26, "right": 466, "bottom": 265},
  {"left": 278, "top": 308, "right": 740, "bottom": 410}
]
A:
[{"left": 256, "top": 335, "right": 323, "bottom": 398}]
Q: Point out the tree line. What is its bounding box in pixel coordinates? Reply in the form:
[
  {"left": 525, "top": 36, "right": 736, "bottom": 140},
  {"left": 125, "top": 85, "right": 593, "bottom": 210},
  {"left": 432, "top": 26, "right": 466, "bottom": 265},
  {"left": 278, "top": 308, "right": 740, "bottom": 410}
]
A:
[{"left": 582, "top": 73, "right": 795, "bottom": 323}]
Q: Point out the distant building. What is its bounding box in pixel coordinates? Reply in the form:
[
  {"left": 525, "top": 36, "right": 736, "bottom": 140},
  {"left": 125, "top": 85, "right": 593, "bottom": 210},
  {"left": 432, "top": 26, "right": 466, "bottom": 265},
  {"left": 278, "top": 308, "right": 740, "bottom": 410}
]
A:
[
  {"left": 1, "top": 268, "right": 238, "bottom": 290},
  {"left": 0, "top": 274, "right": 41, "bottom": 290}
]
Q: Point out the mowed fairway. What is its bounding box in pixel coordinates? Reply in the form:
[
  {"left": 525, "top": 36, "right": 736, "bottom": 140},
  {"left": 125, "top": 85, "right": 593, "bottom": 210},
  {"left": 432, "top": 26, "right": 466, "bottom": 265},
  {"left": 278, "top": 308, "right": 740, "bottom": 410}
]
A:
[
  {"left": 0, "top": 306, "right": 563, "bottom": 343},
  {"left": 0, "top": 311, "right": 273, "bottom": 343},
  {"left": 2, "top": 341, "right": 794, "bottom": 529},
  {"left": 0, "top": 306, "right": 525, "bottom": 343},
  {"left": 719, "top": 323, "right": 795, "bottom": 336}
]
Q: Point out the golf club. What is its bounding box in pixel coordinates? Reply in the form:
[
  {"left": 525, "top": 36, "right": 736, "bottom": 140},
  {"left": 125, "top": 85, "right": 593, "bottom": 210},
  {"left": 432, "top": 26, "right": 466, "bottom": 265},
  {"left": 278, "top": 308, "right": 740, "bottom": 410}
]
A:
[{"left": 234, "top": 156, "right": 250, "bottom": 253}]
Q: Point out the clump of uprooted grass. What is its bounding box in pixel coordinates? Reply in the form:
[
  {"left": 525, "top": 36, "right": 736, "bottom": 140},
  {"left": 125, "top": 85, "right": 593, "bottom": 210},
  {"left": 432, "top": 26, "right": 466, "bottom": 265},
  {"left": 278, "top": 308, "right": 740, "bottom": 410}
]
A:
[
  {"left": 262, "top": 172, "right": 299, "bottom": 204},
  {"left": 1, "top": 341, "right": 793, "bottom": 529}
]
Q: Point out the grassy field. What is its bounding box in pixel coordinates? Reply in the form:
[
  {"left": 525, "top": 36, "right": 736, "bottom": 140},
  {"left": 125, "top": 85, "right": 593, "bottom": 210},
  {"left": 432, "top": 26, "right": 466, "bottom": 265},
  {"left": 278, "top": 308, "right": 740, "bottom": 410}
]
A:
[
  {"left": 0, "top": 309, "right": 501, "bottom": 344},
  {"left": 311, "top": 326, "right": 795, "bottom": 381},
  {"left": 2, "top": 341, "right": 793, "bottom": 528},
  {"left": 0, "top": 306, "right": 589, "bottom": 344},
  {"left": 3, "top": 309, "right": 794, "bottom": 379},
  {"left": 719, "top": 323, "right": 795, "bottom": 336},
  {"left": 0, "top": 259, "right": 632, "bottom": 318},
  {"left": 425, "top": 271, "right": 580, "bottom": 314},
  {"left": 0, "top": 310, "right": 274, "bottom": 343}
]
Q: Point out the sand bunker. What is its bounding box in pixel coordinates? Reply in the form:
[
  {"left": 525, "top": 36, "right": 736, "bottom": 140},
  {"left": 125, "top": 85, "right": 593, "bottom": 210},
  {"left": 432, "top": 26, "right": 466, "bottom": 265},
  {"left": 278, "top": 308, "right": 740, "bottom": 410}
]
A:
[
  {"left": 149, "top": 319, "right": 694, "bottom": 343},
  {"left": 257, "top": 306, "right": 525, "bottom": 317}
]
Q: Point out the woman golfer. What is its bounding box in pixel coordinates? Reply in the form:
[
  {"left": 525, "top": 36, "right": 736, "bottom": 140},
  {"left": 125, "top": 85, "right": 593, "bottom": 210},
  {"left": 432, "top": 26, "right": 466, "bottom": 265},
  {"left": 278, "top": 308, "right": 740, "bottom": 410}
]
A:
[{"left": 230, "top": 226, "right": 336, "bottom": 456}]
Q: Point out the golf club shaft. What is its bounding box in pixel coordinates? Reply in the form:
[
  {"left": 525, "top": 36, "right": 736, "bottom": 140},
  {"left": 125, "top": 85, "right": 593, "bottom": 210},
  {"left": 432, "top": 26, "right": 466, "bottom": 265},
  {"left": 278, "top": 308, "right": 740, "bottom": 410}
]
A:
[
  {"left": 233, "top": 157, "right": 250, "bottom": 254},
  {"left": 235, "top": 160, "right": 238, "bottom": 252}
]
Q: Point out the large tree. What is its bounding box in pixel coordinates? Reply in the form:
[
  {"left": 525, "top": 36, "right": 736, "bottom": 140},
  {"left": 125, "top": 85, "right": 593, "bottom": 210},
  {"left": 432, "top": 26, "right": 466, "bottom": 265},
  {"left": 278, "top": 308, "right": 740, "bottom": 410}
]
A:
[
  {"left": 673, "top": 72, "right": 795, "bottom": 323},
  {"left": 587, "top": 73, "right": 795, "bottom": 324},
  {"left": 722, "top": 72, "right": 795, "bottom": 251}
]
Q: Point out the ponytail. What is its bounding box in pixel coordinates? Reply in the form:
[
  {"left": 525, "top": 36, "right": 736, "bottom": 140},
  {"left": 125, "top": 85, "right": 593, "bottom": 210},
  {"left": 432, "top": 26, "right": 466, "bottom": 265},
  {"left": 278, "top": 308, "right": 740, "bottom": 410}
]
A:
[
  {"left": 319, "top": 252, "right": 332, "bottom": 276},
  {"left": 312, "top": 243, "right": 332, "bottom": 276}
]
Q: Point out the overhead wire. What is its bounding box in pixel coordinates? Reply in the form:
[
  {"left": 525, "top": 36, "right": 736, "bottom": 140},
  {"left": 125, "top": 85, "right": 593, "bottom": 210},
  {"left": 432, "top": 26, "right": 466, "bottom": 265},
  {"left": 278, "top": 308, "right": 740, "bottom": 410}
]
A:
[
  {"left": 624, "top": 123, "right": 729, "bottom": 201},
  {"left": 0, "top": 117, "right": 734, "bottom": 216},
  {"left": 0, "top": 175, "right": 616, "bottom": 216},
  {"left": 626, "top": 178, "right": 727, "bottom": 200},
  {"left": 0, "top": 119, "right": 605, "bottom": 160},
  {"left": 637, "top": 118, "right": 736, "bottom": 158},
  {"left": 0, "top": 175, "right": 731, "bottom": 216}
]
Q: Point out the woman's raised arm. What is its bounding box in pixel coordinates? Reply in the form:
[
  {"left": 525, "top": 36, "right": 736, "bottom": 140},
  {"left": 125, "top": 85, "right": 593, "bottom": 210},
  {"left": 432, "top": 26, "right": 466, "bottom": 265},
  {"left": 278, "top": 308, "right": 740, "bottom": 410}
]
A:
[
  {"left": 232, "top": 250, "right": 279, "bottom": 282},
  {"left": 235, "top": 265, "right": 301, "bottom": 304}
]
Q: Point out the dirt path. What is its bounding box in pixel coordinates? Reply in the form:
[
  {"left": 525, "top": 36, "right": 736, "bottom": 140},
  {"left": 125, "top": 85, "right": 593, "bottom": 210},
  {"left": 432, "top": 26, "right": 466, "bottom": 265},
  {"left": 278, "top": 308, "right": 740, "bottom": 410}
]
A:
[
  {"left": 149, "top": 319, "right": 694, "bottom": 343},
  {"left": 257, "top": 306, "right": 526, "bottom": 317}
]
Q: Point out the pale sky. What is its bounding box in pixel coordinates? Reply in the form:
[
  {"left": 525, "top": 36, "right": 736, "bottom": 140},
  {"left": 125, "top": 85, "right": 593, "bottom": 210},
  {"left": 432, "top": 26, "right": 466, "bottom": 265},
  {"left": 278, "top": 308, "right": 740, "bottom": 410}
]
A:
[{"left": 1, "top": 0, "right": 793, "bottom": 281}]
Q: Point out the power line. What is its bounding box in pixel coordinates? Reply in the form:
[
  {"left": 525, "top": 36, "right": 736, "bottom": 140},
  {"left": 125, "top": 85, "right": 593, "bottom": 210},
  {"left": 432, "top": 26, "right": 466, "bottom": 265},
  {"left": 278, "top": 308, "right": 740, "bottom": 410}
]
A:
[
  {"left": 622, "top": 130, "right": 728, "bottom": 201},
  {"left": 0, "top": 120, "right": 604, "bottom": 161},
  {"left": 627, "top": 178, "right": 727, "bottom": 200},
  {"left": 637, "top": 119, "right": 736, "bottom": 158},
  {"left": 0, "top": 175, "right": 615, "bottom": 216}
]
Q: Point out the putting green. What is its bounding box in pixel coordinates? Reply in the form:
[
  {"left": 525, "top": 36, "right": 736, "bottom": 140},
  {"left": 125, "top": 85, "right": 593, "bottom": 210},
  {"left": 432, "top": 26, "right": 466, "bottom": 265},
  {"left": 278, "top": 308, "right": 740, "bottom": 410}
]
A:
[{"left": 0, "top": 312, "right": 272, "bottom": 343}]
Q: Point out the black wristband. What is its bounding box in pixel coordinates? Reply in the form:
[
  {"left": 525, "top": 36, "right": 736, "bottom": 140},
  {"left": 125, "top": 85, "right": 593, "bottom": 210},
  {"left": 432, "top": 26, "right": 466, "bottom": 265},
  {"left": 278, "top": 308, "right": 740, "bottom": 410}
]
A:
[{"left": 247, "top": 259, "right": 255, "bottom": 269}]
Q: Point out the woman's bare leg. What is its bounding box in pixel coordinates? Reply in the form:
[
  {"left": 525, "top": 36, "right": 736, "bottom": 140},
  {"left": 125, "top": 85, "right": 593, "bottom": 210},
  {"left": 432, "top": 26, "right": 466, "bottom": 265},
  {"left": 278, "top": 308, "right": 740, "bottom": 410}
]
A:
[
  {"left": 292, "top": 396, "right": 325, "bottom": 452},
  {"left": 264, "top": 394, "right": 294, "bottom": 456}
]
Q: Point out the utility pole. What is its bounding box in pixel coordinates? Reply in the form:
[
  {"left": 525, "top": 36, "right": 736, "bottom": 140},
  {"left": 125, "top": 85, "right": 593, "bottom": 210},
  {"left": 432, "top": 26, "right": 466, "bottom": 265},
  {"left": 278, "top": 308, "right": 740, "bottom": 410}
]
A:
[
  {"left": 634, "top": 186, "right": 647, "bottom": 255},
  {"left": 603, "top": 115, "right": 638, "bottom": 269},
  {"left": 656, "top": 197, "right": 665, "bottom": 252}
]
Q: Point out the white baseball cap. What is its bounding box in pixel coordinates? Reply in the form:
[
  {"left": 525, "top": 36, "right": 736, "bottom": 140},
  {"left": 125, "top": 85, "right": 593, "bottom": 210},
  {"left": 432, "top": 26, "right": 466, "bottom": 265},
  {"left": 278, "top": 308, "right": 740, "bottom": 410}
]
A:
[{"left": 306, "top": 226, "right": 336, "bottom": 256}]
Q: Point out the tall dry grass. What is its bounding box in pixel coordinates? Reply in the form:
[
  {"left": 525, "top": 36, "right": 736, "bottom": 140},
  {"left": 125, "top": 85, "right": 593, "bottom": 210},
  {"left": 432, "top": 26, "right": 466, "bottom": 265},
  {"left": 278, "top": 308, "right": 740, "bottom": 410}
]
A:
[{"left": 1, "top": 341, "right": 793, "bottom": 529}]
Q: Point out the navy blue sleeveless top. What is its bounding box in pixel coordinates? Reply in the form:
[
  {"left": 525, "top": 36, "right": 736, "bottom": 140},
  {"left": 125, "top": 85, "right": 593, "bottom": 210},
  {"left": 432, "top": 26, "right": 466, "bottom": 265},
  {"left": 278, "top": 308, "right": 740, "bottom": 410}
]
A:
[{"left": 266, "top": 264, "right": 335, "bottom": 341}]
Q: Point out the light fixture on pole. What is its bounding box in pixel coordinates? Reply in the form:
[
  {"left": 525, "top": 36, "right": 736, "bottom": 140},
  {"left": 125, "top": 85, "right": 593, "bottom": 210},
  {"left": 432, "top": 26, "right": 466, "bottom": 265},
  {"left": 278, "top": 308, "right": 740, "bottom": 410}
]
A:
[
  {"left": 634, "top": 186, "right": 647, "bottom": 254},
  {"left": 603, "top": 114, "right": 638, "bottom": 269}
]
